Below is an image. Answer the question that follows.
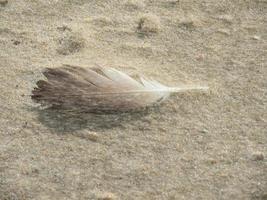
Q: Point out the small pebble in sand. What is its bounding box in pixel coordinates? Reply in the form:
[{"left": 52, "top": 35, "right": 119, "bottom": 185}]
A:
[
  {"left": 12, "top": 40, "right": 21, "bottom": 45},
  {"left": 0, "top": 0, "right": 8, "bottom": 6},
  {"left": 57, "top": 25, "right": 72, "bottom": 32},
  {"left": 251, "top": 152, "right": 264, "bottom": 161},
  {"left": 97, "top": 192, "right": 117, "bottom": 200},
  {"left": 137, "top": 14, "right": 161, "bottom": 34},
  {"left": 77, "top": 132, "right": 99, "bottom": 142},
  {"left": 252, "top": 35, "right": 261, "bottom": 40},
  {"left": 57, "top": 33, "right": 85, "bottom": 55},
  {"left": 86, "top": 132, "right": 98, "bottom": 142},
  {"left": 178, "top": 16, "right": 202, "bottom": 30},
  {"left": 217, "top": 29, "right": 231, "bottom": 36}
]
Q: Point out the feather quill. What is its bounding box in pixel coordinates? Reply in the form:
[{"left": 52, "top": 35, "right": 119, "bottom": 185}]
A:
[{"left": 32, "top": 65, "right": 208, "bottom": 112}]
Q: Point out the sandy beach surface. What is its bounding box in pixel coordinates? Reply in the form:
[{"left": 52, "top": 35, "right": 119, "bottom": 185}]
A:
[{"left": 0, "top": 0, "right": 266, "bottom": 199}]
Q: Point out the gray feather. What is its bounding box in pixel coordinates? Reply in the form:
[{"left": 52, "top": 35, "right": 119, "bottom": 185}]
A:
[{"left": 32, "top": 65, "right": 208, "bottom": 112}]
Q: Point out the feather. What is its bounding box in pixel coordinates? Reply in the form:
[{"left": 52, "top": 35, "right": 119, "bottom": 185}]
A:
[{"left": 32, "top": 65, "right": 208, "bottom": 112}]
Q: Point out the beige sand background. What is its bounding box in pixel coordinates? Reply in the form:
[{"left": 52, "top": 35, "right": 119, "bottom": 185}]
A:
[{"left": 0, "top": 0, "right": 266, "bottom": 199}]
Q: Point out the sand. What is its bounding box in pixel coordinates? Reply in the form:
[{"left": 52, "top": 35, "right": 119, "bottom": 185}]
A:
[{"left": 0, "top": 0, "right": 266, "bottom": 199}]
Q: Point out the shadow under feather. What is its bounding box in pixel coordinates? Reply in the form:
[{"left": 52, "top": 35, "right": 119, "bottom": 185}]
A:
[{"left": 35, "top": 106, "right": 154, "bottom": 133}]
